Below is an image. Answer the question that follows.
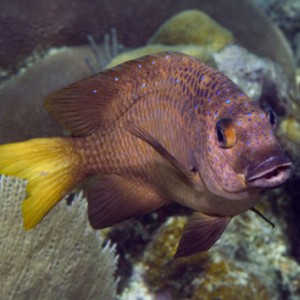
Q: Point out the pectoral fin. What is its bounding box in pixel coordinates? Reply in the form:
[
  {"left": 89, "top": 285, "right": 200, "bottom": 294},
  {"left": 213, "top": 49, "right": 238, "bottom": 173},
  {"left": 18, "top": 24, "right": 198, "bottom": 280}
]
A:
[
  {"left": 175, "top": 212, "right": 231, "bottom": 257},
  {"left": 87, "top": 174, "right": 169, "bottom": 229},
  {"left": 126, "top": 121, "right": 195, "bottom": 187}
]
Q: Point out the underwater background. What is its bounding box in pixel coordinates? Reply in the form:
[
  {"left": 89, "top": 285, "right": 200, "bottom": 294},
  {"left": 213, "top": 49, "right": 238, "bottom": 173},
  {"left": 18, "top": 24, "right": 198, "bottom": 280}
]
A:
[{"left": 0, "top": 0, "right": 300, "bottom": 299}]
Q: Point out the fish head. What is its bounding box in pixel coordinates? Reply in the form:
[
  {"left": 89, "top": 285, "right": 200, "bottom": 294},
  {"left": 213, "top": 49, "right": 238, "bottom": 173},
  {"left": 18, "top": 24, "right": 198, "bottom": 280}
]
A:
[{"left": 201, "top": 99, "right": 292, "bottom": 195}]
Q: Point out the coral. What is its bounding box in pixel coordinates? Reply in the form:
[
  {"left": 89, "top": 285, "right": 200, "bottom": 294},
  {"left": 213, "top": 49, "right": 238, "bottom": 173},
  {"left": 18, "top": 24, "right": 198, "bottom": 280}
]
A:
[
  {"left": 142, "top": 215, "right": 270, "bottom": 299},
  {"left": 0, "top": 46, "right": 97, "bottom": 143},
  {"left": 0, "top": 175, "right": 118, "bottom": 300},
  {"left": 86, "top": 28, "right": 124, "bottom": 73},
  {"left": 148, "top": 10, "right": 233, "bottom": 52},
  {"left": 132, "top": 209, "right": 300, "bottom": 299},
  {"left": 106, "top": 44, "right": 214, "bottom": 69},
  {"left": 278, "top": 116, "right": 300, "bottom": 144},
  {"left": 213, "top": 45, "right": 291, "bottom": 115},
  {"left": 192, "top": 260, "right": 269, "bottom": 300},
  {"left": 253, "top": 0, "right": 300, "bottom": 58},
  {"left": 0, "top": 26, "right": 124, "bottom": 144},
  {"left": 212, "top": 210, "right": 300, "bottom": 299},
  {"left": 107, "top": 9, "right": 233, "bottom": 69},
  {"left": 1, "top": 0, "right": 295, "bottom": 89},
  {"left": 142, "top": 216, "right": 210, "bottom": 298}
]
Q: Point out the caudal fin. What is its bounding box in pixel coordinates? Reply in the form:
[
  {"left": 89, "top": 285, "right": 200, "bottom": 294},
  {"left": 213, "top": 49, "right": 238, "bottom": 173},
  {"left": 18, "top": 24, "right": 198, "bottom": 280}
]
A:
[{"left": 0, "top": 137, "right": 85, "bottom": 229}]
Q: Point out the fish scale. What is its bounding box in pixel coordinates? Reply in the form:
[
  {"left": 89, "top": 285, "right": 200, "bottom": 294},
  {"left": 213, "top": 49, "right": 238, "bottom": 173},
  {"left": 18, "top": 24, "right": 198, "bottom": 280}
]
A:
[{"left": 0, "top": 52, "right": 292, "bottom": 256}]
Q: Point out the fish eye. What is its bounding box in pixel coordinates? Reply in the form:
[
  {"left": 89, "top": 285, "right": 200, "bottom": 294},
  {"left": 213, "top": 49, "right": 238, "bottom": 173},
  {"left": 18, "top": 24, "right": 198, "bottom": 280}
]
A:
[
  {"left": 215, "top": 118, "right": 236, "bottom": 148},
  {"left": 261, "top": 103, "right": 277, "bottom": 129}
]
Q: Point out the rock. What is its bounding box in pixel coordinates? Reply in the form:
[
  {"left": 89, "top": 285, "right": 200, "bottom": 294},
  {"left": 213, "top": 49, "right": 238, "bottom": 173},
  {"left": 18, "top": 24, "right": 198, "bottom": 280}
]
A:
[{"left": 213, "top": 45, "right": 291, "bottom": 116}]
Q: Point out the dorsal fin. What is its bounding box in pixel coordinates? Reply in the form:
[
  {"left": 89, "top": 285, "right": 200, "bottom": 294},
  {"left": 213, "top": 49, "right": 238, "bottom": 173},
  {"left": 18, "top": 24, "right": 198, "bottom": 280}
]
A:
[{"left": 44, "top": 52, "right": 191, "bottom": 136}]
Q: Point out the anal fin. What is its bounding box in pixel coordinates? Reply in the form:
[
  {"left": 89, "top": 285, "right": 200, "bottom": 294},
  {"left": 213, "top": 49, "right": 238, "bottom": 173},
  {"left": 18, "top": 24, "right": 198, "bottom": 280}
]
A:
[
  {"left": 175, "top": 212, "right": 231, "bottom": 257},
  {"left": 87, "top": 174, "right": 169, "bottom": 229}
]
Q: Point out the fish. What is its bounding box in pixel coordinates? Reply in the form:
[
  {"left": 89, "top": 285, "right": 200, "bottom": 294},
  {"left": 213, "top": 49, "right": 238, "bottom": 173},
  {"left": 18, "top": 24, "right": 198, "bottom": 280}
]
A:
[{"left": 0, "top": 52, "right": 292, "bottom": 257}]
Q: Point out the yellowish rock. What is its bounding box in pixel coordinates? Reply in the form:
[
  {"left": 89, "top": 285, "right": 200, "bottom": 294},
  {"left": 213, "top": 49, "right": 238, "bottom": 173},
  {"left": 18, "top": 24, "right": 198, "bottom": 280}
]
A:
[
  {"left": 142, "top": 216, "right": 209, "bottom": 293},
  {"left": 107, "top": 9, "right": 233, "bottom": 69},
  {"left": 106, "top": 44, "right": 214, "bottom": 69},
  {"left": 148, "top": 10, "right": 233, "bottom": 51},
  {"left": 192, "top": 260, "right": 270, "bottom": 300},
  {"left": 278, "top": 116, "right": 300, "bottom": 144}
]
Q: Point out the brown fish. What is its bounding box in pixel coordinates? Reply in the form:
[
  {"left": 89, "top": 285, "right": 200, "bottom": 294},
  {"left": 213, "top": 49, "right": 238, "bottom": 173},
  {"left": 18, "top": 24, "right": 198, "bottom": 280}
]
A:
[{"left": 0, "top": 52, "right": 292, "bottom": 257}]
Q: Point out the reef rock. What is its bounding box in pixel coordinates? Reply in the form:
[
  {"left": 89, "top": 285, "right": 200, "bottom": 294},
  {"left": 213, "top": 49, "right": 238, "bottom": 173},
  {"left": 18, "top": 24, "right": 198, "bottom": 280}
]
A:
[{"left": 213, "top": 45, "right": 291, "bottom": 116}]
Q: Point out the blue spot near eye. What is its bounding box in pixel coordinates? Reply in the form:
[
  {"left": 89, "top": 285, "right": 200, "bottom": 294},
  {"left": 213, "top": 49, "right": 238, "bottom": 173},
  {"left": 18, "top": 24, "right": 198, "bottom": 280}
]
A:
[
  {"left": 226, "top": 99, "right": 230, "bottom": 104},
  {"left": 114, "top": 77, "right": 119, "bottom": 81},
  {"left": 216, "top": 90, "right": 221, "bottom": 95},
  {"left": 141, "top": 83, "right": 146, "bottom": 88},
  {"left": 152, "top": 60, "right": 155, "bottom": 65},
  {"left": 237, "top": 121, "right": 242, "bottom": 125},
  {"left": 246, "top": 112, "right": 252, "bottom": 117},
  {"left": 260, "top": 113, "right": 265, "bottom": 118},
  {"left": 246, "top": 141, "right": 251, "bottom": 145},
  {"left": 194, "top": 103, "right": 199, "bottom": 110},
  {"left": 138, "top": 64, "right": 142, "bottom": 68},
  {"left": 93, "top": 89, "right": 97, "bottom": 94},
  {"left": 200, "top": 75, "right": 205, "bottom": 81},
  {"left": 175, "top": 78, "right": 179, "bottom": 83},
  {"left": 239, "top": 92, "right": 244, "bottom": 96},
  {"left": 208, "top": 97, "right": 212, "bottom": 103},
  {"left": 214, "top": 111, "right": 218, "bottom": 117}
]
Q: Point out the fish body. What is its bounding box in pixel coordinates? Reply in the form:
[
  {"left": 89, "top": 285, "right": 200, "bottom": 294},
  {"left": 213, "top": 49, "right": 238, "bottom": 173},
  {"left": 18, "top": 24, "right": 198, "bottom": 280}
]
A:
[{"left": 0, "top": 52, "right": 292, "bottom": 256}]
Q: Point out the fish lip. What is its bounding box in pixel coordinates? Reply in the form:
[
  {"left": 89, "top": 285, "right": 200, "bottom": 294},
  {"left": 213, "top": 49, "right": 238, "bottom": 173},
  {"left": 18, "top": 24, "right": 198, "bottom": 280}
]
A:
[{"left": 245, "top": 153, "right": 292, "bottom": 189}]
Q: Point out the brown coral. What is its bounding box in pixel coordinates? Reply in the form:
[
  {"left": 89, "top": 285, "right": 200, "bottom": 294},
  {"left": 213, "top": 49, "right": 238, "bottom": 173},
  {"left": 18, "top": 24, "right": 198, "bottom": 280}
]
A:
[{"left": 0, "top": 46, "right": 97, "bottom": 143}]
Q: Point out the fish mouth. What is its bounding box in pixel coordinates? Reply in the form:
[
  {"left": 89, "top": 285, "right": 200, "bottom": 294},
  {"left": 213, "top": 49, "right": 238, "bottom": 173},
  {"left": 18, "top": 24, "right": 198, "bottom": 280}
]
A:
[{"left": 245, "top": 153, "right": 292, "bottom": 189}]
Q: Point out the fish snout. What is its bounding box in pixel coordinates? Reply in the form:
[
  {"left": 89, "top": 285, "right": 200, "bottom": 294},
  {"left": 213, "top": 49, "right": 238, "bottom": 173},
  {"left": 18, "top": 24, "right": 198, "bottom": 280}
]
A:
[{"left": 245, "top": 152, "right": 292, "bottom": 189}]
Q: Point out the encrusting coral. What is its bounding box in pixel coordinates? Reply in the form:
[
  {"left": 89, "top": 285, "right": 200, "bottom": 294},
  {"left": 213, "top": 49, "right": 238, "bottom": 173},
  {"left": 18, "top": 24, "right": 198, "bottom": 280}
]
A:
[
  {"left": 278, "top": 116, "right": 300, "bottom": 145},
  {"left": 106, "top": 44, "right": 214, "bottom": 69},
  {"left": 136, "top": 209, "right": 300, "bottom": 299},
  {"left": 0, "top": 175, "right": 118, "bottom": 300},
  {"left": 107, "top": 10, "right": 232, "bottom": 69},
  {"left": 213, "top": 45, "right": 291, "bottom": 114},
  {"left": 148, "top": 10, "right": 233, "bottom": 51}
]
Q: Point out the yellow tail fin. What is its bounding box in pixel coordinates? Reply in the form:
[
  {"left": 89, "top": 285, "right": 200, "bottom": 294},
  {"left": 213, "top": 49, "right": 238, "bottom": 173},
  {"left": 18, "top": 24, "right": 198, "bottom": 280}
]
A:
[{"left": 0, "top": 137, "right": 84, "bottom": 230}]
